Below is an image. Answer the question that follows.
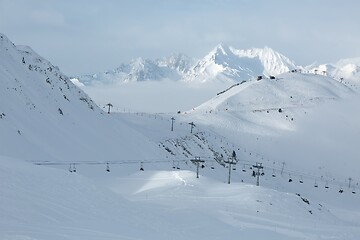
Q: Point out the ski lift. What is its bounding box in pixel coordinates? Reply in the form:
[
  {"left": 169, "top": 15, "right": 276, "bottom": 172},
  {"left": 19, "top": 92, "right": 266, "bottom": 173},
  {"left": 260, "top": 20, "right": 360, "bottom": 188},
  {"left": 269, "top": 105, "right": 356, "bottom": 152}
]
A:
[
  {"left": 339, "top": 186, "right": 344, "bottom": 193},
  {"left": 69, "top": 163, "right": 73, "bottom": 173},
  {"left": 314, "top": 180, "right": 318, "bottom": 188},
  {"left": 176, "top": 162, "right": 180, "bottom": 170},
  {"left": 242, "top": 164, "right": 246, "bottom": 172},
  {"left": 271, "top": 169, "right": 276, "bottom": 177},
  {"left": 325, "top": 181, "right": 329, "bottom": 189},
  {"left": 172, "top": 161, "right": 176, "bottom": 169},
  {"left": 352, "top": 187, "right": 356, "bottom": 194},
  {"left": 299, "top": 176, "right": 304, "bottom": 184},
  {"left": 232, "top": 166, "right": 236, "bottom": 171},
  {"left": 261, "top": 171, "right": 265, "bottom": 176},
  {"left": 140, "top": 162, "right": 144, "bottom": 171},
  {"left": 106, "top": 162, "right": 110, "bottom": 172},
  {"left": 201, "top": 164, "right": 205, "bottom": 169},
  {"left": 72, "top": 164, "right": 76, "bottom": 173},
  {"left": 211, "top": 162, "right": 215, "bottom": 170},
  {"left": 288, "top": 174, "right": 293, "bottom": 183}
]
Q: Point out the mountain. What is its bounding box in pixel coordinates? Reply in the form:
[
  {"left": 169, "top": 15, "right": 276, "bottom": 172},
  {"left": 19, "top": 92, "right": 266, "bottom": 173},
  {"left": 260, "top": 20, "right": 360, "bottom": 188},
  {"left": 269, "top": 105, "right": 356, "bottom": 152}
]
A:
[
  {"left": 0, "top": 33, "right": 160, "bottom": 162},
  {"left": 188, "top": 72, "right": 354, "bottom": 135},
  {"left": 74, "top": 45, "right": 296, "bottom": 85},
  {"left": 74, "top": 53, "right": 193, "bottom": 86},
  {"left": 185, "top": 44, "right": 297, "bottom": 83},
  {"left": 306, "top": 57, "right": 360, "bottom": 83},
  {"left": 1, "top": 33, "right": 360, "bottom": 240}
]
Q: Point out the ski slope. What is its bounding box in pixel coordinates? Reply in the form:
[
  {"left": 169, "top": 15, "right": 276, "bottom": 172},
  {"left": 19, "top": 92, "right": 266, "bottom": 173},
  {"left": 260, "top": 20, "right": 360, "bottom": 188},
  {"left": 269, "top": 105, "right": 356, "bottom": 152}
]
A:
[{"left": 1, "top": 33, "right": 360, "bottom": 240}]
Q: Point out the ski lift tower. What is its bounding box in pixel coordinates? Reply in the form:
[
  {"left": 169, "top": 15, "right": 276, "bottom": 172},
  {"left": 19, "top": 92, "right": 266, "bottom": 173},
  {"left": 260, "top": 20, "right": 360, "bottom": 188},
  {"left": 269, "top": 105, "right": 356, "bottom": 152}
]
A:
[
  {"left": 191, "top": 157, "right": 205, "bottom": 178},
  {"left": 106, "top": 103, "right": 113, "bottom": 114},
  {"left": 252, "top": 162, "right": 264, "bottom": 186}
]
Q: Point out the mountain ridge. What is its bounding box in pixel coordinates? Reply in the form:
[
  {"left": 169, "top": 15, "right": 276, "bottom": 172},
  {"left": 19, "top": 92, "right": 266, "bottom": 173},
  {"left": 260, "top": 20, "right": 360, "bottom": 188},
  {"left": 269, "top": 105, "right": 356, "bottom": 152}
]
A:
[{"left": 73, "top": 45, "right": 299, "bottom": 86}]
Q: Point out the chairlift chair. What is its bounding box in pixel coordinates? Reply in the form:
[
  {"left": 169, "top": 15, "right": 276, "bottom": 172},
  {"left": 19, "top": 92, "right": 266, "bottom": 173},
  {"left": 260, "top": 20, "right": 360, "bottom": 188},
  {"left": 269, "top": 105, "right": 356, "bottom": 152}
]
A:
[
  {"left": 242, "top": 164, "right": 246, "bottom": 172},
  {"left": 325, "top": 181, "right": 329, "bottom": 189},
  {"left": 72, "top": 164, "right": 76, "bottom": 173},
  {"left": 299, "top": 176, "right": 304, "bottom": 184},
  {"left": 69, "top": 164, "right": 73, "bottom": 173},
  {"left": 271, "top": 169, "right": 276, "bottom": 177},
  {"left": 288, "top": 174, "right": 292, "bottom": 183},
  {"left": 314, "top": 180, "right": 318, "bottom": 188},
  {"left": 140, "top": 162, "right": 144, "bottom": 171},
  {"left": 106, "top": 162, "right": 110, "bottom": 172}
]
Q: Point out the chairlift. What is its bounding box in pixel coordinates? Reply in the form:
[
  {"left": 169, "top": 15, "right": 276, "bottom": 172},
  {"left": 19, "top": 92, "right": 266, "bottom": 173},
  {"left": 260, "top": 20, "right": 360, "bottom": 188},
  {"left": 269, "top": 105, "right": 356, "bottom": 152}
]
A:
[
  {"left": 72, "top": 164, "right": 76, "bottom": 173},
  {"left": 325, "top": 181, "right": 329, "bottom": 189},
  {"left": 211, "top": 162, "right": 215, "bottom": 170},
  {"left": 106, "top": 162, "right": 110, "bottom": 172},
  {"left": 232, "top": 166, "right": 236, "bottom": 171},
  {"left": 242, "top": 164, "right": 246, "bottom": 172},
  {"left": 352, "top": 187, "right": 356, "bottom": 194},
  {"left": 271, "top": 169, "right": 276, "bottom": 177},
  {"left": 172, "top": 161, "right": 176, "bottom": 169},
  {"left": 176, "top": 162, "right": 180, "bottom": 170},
  {"left": 261, "top": 171, "right": 265, "bottom": 176},
  {"left": 339, "top": 187, "right": 344, "bottom": 193},
  {"left": 69, "top": 164, "right": 73, "bottom": 173},
  {"left": 299, "top": 176, "right": 303, "bottom": 184},
  {"left": 314, "top": 180, "right": 318, "bottom": 188},
  {"left": 288, "top": 174, "right": 292, "bottom": 183},
  {"left": 140, "top": 162, "right": 144, "bottom": 171}
]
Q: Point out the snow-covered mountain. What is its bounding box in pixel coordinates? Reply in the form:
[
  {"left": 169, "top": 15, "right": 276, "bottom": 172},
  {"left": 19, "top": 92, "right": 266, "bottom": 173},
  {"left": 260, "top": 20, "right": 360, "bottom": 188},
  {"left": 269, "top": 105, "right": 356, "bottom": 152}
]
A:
[
  {"left": 307, "top": 57, "right": 360, "bottom": 83},
  {"left": 0, "top": 33, "right": 160, "bottom": 162},
  {"left": 76, "top": 53, "right": 193, "bottom": 86},
  {"left": 185, "top": 44, "right": 297, "bottom": 83},
  {"left": 74, "top": 45, "right": 297, "bottom": 85},
  {"left": 1, "top": 33, "right": 360, "bottom": 240}
]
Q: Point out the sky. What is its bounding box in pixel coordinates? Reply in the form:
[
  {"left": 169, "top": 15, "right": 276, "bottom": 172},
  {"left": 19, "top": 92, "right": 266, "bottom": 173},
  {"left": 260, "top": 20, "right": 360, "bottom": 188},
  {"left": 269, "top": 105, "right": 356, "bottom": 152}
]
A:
[{"left": 1, "top": 0, "right": 360, "bottom": 76}]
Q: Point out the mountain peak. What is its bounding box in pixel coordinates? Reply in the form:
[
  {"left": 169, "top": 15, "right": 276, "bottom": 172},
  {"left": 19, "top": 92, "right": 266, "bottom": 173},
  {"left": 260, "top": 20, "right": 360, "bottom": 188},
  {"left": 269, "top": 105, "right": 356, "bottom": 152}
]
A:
[
  {"left": 75, "top": 44, "right": 297, "bottom": 85},
  {"left": 212, "top": 43, "right": 232, "bottom": 56}
]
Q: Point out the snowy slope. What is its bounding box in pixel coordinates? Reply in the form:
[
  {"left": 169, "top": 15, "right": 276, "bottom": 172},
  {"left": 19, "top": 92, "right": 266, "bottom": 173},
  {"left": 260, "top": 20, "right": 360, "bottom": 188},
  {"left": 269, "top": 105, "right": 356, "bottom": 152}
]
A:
[
  {"left": 0, "top": 33, "right": 160, "bottom": 163},
  {"left": 4, "top": 155, "right": 359, "bottom": 240},
  {"left": 1, "top": 33, "right": 360, "bottom": 240}
]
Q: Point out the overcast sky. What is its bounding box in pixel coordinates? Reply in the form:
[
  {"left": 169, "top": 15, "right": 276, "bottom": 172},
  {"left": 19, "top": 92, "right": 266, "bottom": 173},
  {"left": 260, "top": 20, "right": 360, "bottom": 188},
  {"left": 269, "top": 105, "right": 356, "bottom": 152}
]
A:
[{"left": 1, "top": 0, "right": 360, "bottom": 76}]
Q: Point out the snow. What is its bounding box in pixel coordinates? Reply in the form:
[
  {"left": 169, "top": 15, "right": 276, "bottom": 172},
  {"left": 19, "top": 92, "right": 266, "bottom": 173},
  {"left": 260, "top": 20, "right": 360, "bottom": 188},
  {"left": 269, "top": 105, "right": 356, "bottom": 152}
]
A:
[
  {"left": 1, "top": 32, "right": 360, "bottom": 240},
  {"left": 74, "top": 44, "right": 298, "bottom": 86},
  {"left": 307, "top": 57, "right": 360, "bottom": 86}
]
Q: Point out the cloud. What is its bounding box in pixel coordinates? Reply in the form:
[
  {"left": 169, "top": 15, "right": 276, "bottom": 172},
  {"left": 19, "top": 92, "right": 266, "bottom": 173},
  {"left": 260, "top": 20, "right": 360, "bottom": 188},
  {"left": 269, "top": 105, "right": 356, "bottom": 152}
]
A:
[
  {"left": 1, "top": 0, "right": 360, "bottom": 75},
  {"left": 29, "top": 9, "right": 65, "bottom": 27}
]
